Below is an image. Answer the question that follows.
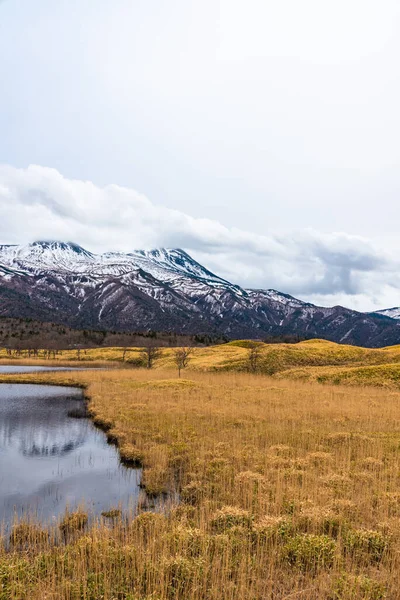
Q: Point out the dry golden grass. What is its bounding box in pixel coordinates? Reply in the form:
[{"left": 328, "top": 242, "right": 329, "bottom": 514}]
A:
[
  {"left": 1, "top": 366, "right": 400, "bottom": 599},
  {"left": 277, "top": 362, "right": 400, "bottom": 389},
  {"left": 3, "top": 338, "right": 400, "bottom": 382}
]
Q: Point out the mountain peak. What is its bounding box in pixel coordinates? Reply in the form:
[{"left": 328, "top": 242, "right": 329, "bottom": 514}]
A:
[
  {"left": 125, "top": 247, "right": 229, "bottom": 284},
  {"left": 0, "top": 240, "right": 94, "bottom": 273},
  {"left": 32, "top": 241, "right": 89, "bottom": 254}
]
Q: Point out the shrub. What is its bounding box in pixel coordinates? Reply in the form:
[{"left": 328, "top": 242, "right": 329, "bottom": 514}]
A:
[
  {"left": 101, "top": 508, "right": 122, "bottom": 519},
  {"left": 60, "top": 511, "right": 88, "bottom": 535},
  {"left": 283, "top": 534, "right": 336, "bottom": 573},
  {"left": 235, "top": 470, "right": 265, "bottom": 486},
  {"left": 332, "top": 574, "right": 387, "bottom": 599},
  {"left": 253, "top": 515, "right": 293, "bottom": 542},
  {"left": 343, "top": 528, "right": 389, "bottom": 563},
  {"left": 297, "top": 506, "right": 343, "bottom": 538},
  {"left": 164, "top": 556, "right": 205, "bottom": 599},
  {"left": 306, "top": 451, "right": 333, "bottom": 465},
  {"left": 140, "top": 467, "right": 168, "bottom": 496},
  {"left": 211, "top": 506, "right": 253, "bottom": 532},
  {"left": 167, "top": 525, "right": 205, "bottom": 557},
  {"left": 131, "top": 512, "right": 166, "bottom": 543},
  {"left": 9, "top": 523, "right": 48, "bottom": 549},
  {"left": 120, "top": 443, "right": 144, "bottom": 467},
  {"left": 181, "top": 480, "right": 204, "bottom": 505}
]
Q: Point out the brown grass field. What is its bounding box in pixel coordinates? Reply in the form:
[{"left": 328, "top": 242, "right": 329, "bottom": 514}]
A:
[
  {"left": 4, "top": 338, "right": 400, "bottom": 387},
  {"left": 1, "top": 340, "right": 400, "bottom": 598}
]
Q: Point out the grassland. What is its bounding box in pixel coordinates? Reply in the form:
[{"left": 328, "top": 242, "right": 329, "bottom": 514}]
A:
[
  {"left": 1, "top": 340, "right": 400, "bottom": 598},
  {"left": 4, "top": 338, "right": 400, "bottom": 388}
]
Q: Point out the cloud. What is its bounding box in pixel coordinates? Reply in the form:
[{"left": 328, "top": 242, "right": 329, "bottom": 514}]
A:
[{"left": 1, "top": 164, "right": 399, "bottom": 311}]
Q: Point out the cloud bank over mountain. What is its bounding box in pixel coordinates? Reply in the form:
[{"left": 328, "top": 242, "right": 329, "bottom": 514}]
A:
[{"left": 1, "top": 164, "right": 398, "bottom": 311}]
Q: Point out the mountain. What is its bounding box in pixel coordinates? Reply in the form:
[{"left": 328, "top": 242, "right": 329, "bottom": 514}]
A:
[
  {"left": 0, "top": 241, "right": 399, "bottom": 347},
  {"left": 374, "top": 307, "right": 400, "bottom": 320}
]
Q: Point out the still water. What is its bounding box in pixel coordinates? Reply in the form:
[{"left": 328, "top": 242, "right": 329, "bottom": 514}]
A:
[
  {"left": 0, "top": 384, "right": 141, "bottom": 525},
  {"left": 0, "top": 365, "right": 96, "bottom": 374}
]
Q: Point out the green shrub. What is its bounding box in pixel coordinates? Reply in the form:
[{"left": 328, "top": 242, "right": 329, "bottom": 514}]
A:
[
  {"left": 332, "top": 574, "right": 387, "bottom": 599},
  {"left": 343, "top": 528, "right": 389, "bottom": 563},
  {"left": 283, "top": 534, "right": 336, "bottom": 573},
  {"left": 166, "top": 525, "right": 205, "bottom": 557},
  {"left": 164, "top": 556, "right": 205, "bottom": 599},
  {"left": 131, "top": 512, "right": 166, "bottom": 543}
]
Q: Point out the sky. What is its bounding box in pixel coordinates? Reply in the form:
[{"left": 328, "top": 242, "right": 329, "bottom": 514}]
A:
[{"left": 1, "top": 0, "right": 400, "bottom": 311}]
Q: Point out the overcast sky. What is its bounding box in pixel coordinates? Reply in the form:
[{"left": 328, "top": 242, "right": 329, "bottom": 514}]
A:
[{"left": 1, "top": 0, "right": 400, "bottom": 311}]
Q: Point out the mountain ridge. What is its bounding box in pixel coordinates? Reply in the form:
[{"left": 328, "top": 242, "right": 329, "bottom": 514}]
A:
[
  {"left": 0, "top": 240, "right": 399, "bottom": 347},
  {"left": 374, "top": 307, "right": 400, "bottom": 320}
]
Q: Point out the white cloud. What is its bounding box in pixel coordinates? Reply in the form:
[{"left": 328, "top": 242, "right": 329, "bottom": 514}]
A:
[{"left": 1, "top": 164, "right": 399, "bottom": 312}]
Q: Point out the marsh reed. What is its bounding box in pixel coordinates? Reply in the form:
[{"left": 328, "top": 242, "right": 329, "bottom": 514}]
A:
[{"left": 1, "top": 367, "right": 399, "bottom": 599}]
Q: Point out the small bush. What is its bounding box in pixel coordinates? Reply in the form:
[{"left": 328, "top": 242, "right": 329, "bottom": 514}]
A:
[
  {"left": 131, "top": 512, "right": 166, "bottom": 543},
  {"left": 167, "top": 525, "right": 205, "bottom": 557},
  {"left": 120, "top": 443, "right": 144, "bottom": 467},
  {"left": 253, "top": 515, "right": 293, "bottom": 542},
  {"left": 9, "top": 523, "right": 48, "bottom": 549},
  {"left": 164, "top": 556, "right": 205, "bottom": 599},
  {"left": 101, "top": 508, "right": 122, "bottom": 519},
  {"left": 332, "top": 574, "right": 387, "bottom": 599},
  {"left": 140, "top": 468, "right": 168, "bottom": 496},
  {"left": 211, "top": 506, "right": 253, "bottom": 532},
  {"left": 343, "top": 528, "right": 389, "bottom": 563},
  {"left": 297, "top": 506, "right": 343, "bottom": 538},
  {"left": 181, "top": 481, "right": 204, "bottom": 505},
  {"left": 283, "top": 534, "right": 336, "bottom": 573},
  {"left": 60, "top": 511, "right": 88, "bottom": 534}
]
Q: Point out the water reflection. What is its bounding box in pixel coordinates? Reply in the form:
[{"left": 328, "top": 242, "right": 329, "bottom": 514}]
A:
[{"left": 0, "top": 384, "right": 141, "bottom": 525}]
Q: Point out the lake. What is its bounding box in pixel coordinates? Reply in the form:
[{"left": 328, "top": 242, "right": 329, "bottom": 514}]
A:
[
  {"left": 0, "top": 383, "right": 141, "bottom": 526},
  {"left": 0, "top": 365, "right": 97, "bottom": 374}
]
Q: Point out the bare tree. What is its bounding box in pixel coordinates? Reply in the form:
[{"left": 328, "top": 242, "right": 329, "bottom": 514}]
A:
[
  {"left": 174, "top": 347, "right": 193, "bottom": 378},
  {"left": 74, "top": 344, "right": 86, "bottom": 361},
  {"left": 140, "top": 343, "right": 163, "bottom": 369},
  {"left": 247, "top": 342, "right": 262, "bottom": 373}
]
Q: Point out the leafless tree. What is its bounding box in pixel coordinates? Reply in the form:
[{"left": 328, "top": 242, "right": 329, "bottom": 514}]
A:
[
  {"left": 174, "top": 347, "right": 194, "bottom": 378},
  {"left": 140, "top": 343, "right": 163, "bottom": 369},
  {"left": 247, "top": 342, "right": 262, "bottom": 373},
  {"left": 74, "top": 344, "right": 86, "bottom": 361}
]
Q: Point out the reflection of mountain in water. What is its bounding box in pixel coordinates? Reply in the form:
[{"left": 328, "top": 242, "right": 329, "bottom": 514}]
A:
[
  {"left": 20, "top": 435, "right": 86, "bottom": 457},
  {"left": 0, "top": 383, "right": 142, "bottom": 527},
  {"left": 0, "top": 385, "right": 87, "bottom": 458}
]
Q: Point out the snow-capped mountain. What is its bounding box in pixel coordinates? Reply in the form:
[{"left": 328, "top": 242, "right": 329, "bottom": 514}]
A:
[
  {"left": 0, "top": 241, "right": 399, "bottom": 347},
  {"left": 374, "top": 307, "right": 400, "bottom": 320}
]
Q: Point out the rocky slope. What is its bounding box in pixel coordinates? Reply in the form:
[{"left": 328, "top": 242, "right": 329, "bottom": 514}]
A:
[{"left": 0, "top": 241, "right": 399, "bottom": 347}]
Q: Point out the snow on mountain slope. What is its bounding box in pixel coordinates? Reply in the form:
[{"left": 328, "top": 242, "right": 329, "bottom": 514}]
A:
[
  {"left": 0, "top": 241, "right": 94, "bottom": 275},
  {"left": 0, "top": 241, "right": 247, "bottom": 325},
  {"left": 375, "top": 307, "right": 400, "bottom": 319},
  {"left": 0, "top": 241, "right": 399, "bottom": 346},
  {"left": 0, "top": 242, "right": 234, "bottom": 286}
]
